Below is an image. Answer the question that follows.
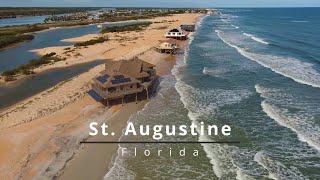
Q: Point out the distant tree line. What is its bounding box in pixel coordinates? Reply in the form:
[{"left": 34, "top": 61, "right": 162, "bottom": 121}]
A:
[
  {"left": 101, "top": 22, "right": 152, "bottom": 33},
  {"left": 0, "top": 7, "right": 99, "bottom": 19}
]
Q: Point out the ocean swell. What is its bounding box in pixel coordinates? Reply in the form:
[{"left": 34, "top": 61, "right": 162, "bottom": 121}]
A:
[
  {"left": 216, "top": 30, "right": 320, "bottom": 88},
  {"left": 243, "top": 33, "right": 269, "bottom": 45},
  {"left": 255, "top": 84, "right": 320, "bottom": 152}
]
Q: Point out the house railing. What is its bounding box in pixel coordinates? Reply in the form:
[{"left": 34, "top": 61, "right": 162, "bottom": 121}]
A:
[{"left": 92, "top": 85, "right": 144, "bottom": 99}]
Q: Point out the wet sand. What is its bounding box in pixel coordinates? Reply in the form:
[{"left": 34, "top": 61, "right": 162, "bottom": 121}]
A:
[{"left": 59, "top": 101, "right": 147, "bottom": 180}]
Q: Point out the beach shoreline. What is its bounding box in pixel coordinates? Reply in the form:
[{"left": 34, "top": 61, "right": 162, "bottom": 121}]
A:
[{"left": 0, "top": 13, "right": 202, "bottom": 179}]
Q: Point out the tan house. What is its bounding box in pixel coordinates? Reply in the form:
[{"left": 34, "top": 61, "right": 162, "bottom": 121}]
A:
[
  {"left": 88, "top": 57, "right": 157, "bottom": 105},
  {"left": 156, "top": 39, "right": 179, "bottom": 54}
]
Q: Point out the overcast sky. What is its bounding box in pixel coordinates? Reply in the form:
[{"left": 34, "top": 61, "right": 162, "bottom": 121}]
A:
[{"left": 1, "top": 0, "right": 320, "bottom": 7}]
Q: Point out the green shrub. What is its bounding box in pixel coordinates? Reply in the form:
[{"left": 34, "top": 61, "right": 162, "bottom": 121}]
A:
[
  {"left": 2, "top": 69, "right": 17, "bottom": 76},
  {"left": 42, "top": 52, "right": 56, "bottom": 58},
  {"left": 101, "top": 22, "right": 152, "bottom": 34},
  {"left": 4, "top": 75, "right": 16, "bottom": 82},
  {"left": 0, "top": 34, "right": 34, "bottom": 49},
  {"left": 1, "top": 52, "right": 64, "bottom": 78},
  {"left": 74, "top": 37, "right": 108, "bottom": 47}
]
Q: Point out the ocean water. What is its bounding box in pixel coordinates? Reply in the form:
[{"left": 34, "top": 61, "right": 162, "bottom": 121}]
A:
[{"left": 105, "top": 8, "right": 320, "bottom": 179}]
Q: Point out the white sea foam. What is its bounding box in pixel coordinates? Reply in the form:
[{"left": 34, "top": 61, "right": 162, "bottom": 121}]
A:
[
  {"left": 243, "top": 32, "right": 269, "bottom": 45},
  {"left": 203, "top": 67, "right": 229, "bottom": 77},
  {"left": 172, "top": 18, "right": 254, "bottom": 177},
  {"left": 255, "top": 85, "right": 320, "bottom": 152},
  {"left": 261, "top": 101, "right": 320, "bottom": 152},
  {"left": 254, "top": 151, "right": 308, "bottom": 180},
  {"left": 103, "top": 147, "right": 136, "bottom": 180},
  {"left": 218, "top": 27, "right": 238, "bottom": 30},
  {"left": 231, "top": 24, "right": 240, "bottom": 29},
  {"left": 174, "top": 62, "right": 252, "bottom": 178},
  {"left": 104, "top": 101, "right": 153, "bottom": 179},
  {"left": 221, "top": 19, "right": 231, "bottom": 23},
  {"left": 236, "top": 169, "right": 256, "bottom": 180},
  {"left": 291, "top": 20, "right": 309, "bottom": 23},
  {"left": 196, "top": 14, "right": 209, "bottom": 28},
  {"left": 174, "top": 79, "right": 253, "bottom": 178},
  {"left": 216, "top": 30, "right": 320, "bottom": 88}
]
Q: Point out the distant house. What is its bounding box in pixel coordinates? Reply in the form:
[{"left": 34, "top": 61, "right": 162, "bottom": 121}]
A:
[
  {"left": 88, "top": 57, "right": 157, "bottom": 106},
  {"left": 165, "top": 28, "right": 187, "bottom": 40},
  {"left": 156, "top": 39, "right": 179, "bottom": 54},
  {"left": 207, "top": 10, "right": 218, "bottom": 15},
  {"left": 180, "top": 24, "right": 196, "bottom": 32}
]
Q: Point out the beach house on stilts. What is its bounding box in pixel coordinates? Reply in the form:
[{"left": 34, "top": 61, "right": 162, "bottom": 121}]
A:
[
  {"left": 165, "top": 27, "right": 187, "bottom": 40},
  {"left": 88, "top": 57, "right": 157, "bottom": 106},
  {"left": 156, "top": 39, "right": 179, "bottom": 54}
]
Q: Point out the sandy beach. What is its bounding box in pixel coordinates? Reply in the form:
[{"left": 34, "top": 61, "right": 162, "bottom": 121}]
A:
[{"left": 0, "top": 13, "right": 201, "bottom": 179}]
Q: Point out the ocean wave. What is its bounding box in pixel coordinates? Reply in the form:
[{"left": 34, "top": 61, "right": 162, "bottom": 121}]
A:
[
  {"left": 203, "top": 63, "right": 259, "bottom": 77},
  {"left": 203, "top": 67, "right": 229, "bottom": 77},
  {"left": 173, "top": 21, "right": 253, "bottom": 177},
  {"left": 221, "top": 19, "right": 231, "bottom": 23},
  {"left": 254, "top": 151, "right": 308, "bottom": 180},
  {"left": 220, "top": 14, "right": 239, "bottom": 18},
  {"left": 236, "top": 169, "right": 257, "bottom": 180},
  {"left": 196, "top": 14, "right": 209, "bottom": 28},
  {"left": 243, "top": 32, "right": 269, "bottom": 45},
  {"left": 218, "top": 27, "right": 239, "bottom": 30},
  {"left": 261, "top": 101, "right": 320, "bottom": 152},
  {"left": 104, "top": 147, "right": 136, "bottom": 180},
  {"left": 255, "top": 84, "right": 320, "bottom": 152},
  {"left": 216, "top": 30, "right": 320, "bottom": 88},
  {"left": 174, "top": 75, "right": 252, "bottom": 178},
  {"left": 231, "top": 24, "right": 240, "bottom": 29},
  {"left": 175, "top": 81, "right": 237, "bottom": 178},
  {"left": 176, "top": 81, "right": 252, "bottom": 119},
  {"left": 290, "top": 20, "right": 309, "bottom": 23}
]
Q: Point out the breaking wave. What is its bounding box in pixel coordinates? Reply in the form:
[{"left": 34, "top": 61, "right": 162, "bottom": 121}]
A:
[
  {"left": 290, "top": 20, "right": 309, "bottom": 23},
  {"left": 254, "top": 151, "right": 307, "bottom": 180},
  {"left": 243, "top": 33, "right": 269, "bottom": 45},
  {"left": 255, "top": 84, "right": 320, "bottom": 152},
  {"left": 216, "top": 30, "right": 320, "bottom": 88},
  {"left": 174, "top": 78, "right": 252, "bottom": 178},
  {"left": 173, "top": 31, "right": 253, "bottom": 178},
  {"left": 231, "top": 24, "right": 240, "bottom": 29},
  {"left": 203, "top": 67, "right": 229, "bottom": 77}
]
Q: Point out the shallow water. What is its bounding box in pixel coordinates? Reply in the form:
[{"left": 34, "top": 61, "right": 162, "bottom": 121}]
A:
[
  {"left": 0, "top": 60, "right": 104, "bottom": 110},
  {"left": 0, "top": 21, "right": 145, "bottom": 72}
]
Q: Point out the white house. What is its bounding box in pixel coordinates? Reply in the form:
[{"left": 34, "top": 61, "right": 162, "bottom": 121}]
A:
[{"left": 164, "top": 28, "right": 187, "bottom": 40}]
